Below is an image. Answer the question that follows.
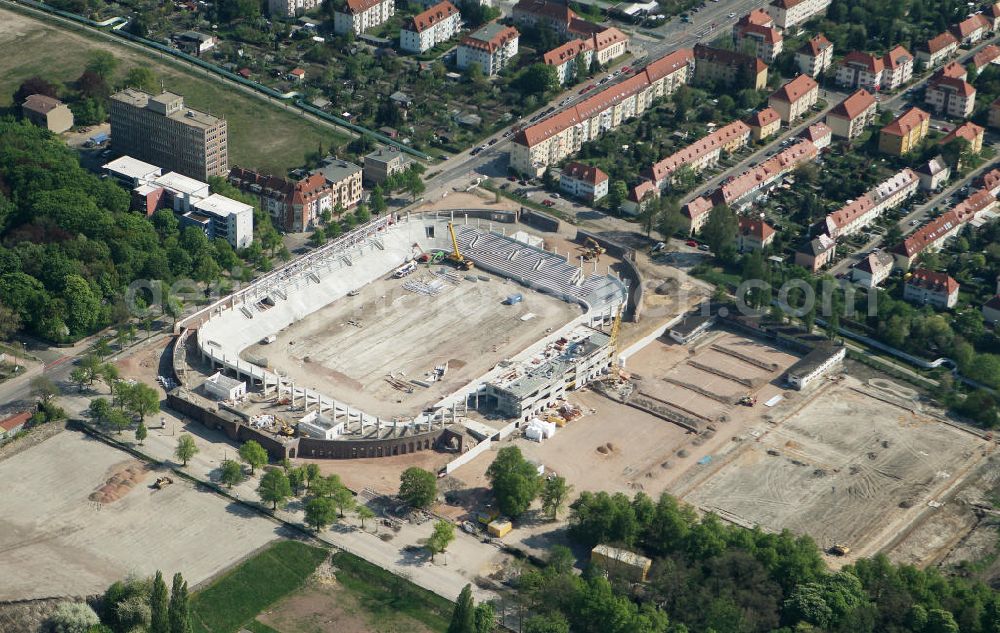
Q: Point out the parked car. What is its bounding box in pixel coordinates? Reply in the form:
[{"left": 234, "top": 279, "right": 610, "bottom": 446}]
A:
[
  {"left": 698, "top": 244, "right": 711, "bottom": 251},
  {"left": 685, "top": 240, "right": 698, "bottom": 247},
  {"left": 543, "top": 199, "right": 556, "bottom": 207}
]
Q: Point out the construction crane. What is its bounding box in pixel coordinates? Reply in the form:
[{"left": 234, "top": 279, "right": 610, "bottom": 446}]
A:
[{"left": 446, "top": 222, "right": 474, "bottom": 270}]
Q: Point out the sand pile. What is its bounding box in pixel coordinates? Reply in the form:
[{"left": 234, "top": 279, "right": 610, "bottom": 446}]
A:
[{"left": 89, "top": 462, "right": 149, "bottom": 504}]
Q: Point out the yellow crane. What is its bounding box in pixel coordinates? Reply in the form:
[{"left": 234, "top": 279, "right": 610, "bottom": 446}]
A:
[
  {"left": 446, "top": 222, "right": 474, "bottom": 270},
  {"left": 609, "top": 306, "right": 624, "bottom": 360}
]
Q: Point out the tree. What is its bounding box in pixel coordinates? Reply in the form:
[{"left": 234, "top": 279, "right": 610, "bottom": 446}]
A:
[
  {"left": 13, "top": 76, "right": 57, "bottom": 106},
  {"left": 370, "top": 185, "right": 387, "bottom": 214},
  {"left": 449, "top": 584, "right": 476, "bottom": 633},
  {"left": 168, "top": 573, "right": 191, "bottom": 633},
  {"left": 357, "top": 505, "right": 375, "bottom": 529},
  {"left": 63, "top": 274, "right": 102, "bottom": 336},
  {"left": 135, "top": 421, "right": 148, "bottom": 446},
  {"left": 258, "top": 468, "right": 293, "bottom": 509},
  {"left": 701, "top": 204, "right": 738, "bottom": 258},
  {"left": 514, "top": 64, "right": 559, "bottom": 97},
  {"left": 332, "top": 484, "right": 355, "bottom": 517},
  {"left": 524, "top": 613, "right": 570, "bottom": 633},
  {"left": 427, "top": 519, "right": 455, "bottom": 562},
  {"left": 305, "top": 496, "right": 337, "bottom": 530},
  {"left": 239, "top": 439, "right": 269, "bottom": 474},
  {"left": 50, "top": 602, "right": 101, "bottom": 633},
  {"left": 89, "top": 398, "right": 111, "bottom": 423},
  {"left": 175, "top": 434, "right": 198, "bottom": 466},
  {"left": 487, "top": 446, "right": 543, "bottom": 518},
  {"left": 608, "top": 181, "right": 628, "bottom": 212},
  {"left": 106, "top": 408, "right": 132, "bottom": 434},
  {"left": 86, "top": 51, "right": 118, "bottom": 79},
  {"left": 125, "top": 66, "right": 158, "bottom": 93},
  {"left": 541, "top": 475, "right": 572, "bottom": 520},
  {"left": 31, "top": 375, "right": 58, "bottom": 403},
  {"left": 304, "top": 463, "right": 321, "bottom": 489},
  {"left": 150, "top": 571, "right": 169, "bottom": 633},
  {"left": 122, "top": 382, "right": 159, "bottom": 423},
  {"left": 310, "top": 227, "right": 327, "bottom": 246},
  {"left": 404, "top": 168, "right": 426, "bottom": 201},
  {"left": 99, "top": 363, "right": 120, "bottom": 394},
  {"left": 220, "top": 459, "right": 244, "bottom": 488},
  {"left": 474, "top": 603, "right": 495, "bottom": 633},
  {"left": 288, "top": 466, "right": 306, "bottom": 495},
  {"left": 0, "top": 302, "right": 21, "bottom": 341},
  {"left": 70, "top": 366, "right": 90, "bottom": 391},
  {"left": 399, "top": 467, "right": 437, "bottom": 508}
]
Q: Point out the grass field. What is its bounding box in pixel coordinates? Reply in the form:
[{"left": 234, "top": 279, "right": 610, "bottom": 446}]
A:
[
  {"left": 189, "top": 540, "right": 330, "bottom": 633},
  {"left": 0, "top": 7, "right": 348, "bottom": 175}
]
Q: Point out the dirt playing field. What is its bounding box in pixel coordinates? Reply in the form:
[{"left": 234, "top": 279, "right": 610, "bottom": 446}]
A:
[
  {"left": 243, "top": 269, "right": 582, "bottom": 418},
  {"left": 684, "top": 375, "right": 990, "bottom": 563},
  {"left": 0, "top": 430, "right": 282, "bottom": 601}
]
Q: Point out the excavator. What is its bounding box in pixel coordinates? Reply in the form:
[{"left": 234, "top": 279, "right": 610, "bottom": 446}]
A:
[
  {"left": 578, "top": 237, "right": 606, "bottom": 262},
  {"left": 738, "top": 394, "right": 757, "bottom": 407},
  {"left": 446, "top": 222, "right": 474, "bottom": 270}
]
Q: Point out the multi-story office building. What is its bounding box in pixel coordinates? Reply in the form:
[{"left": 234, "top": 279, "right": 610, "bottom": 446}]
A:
[{"left": 110, "top": 89, "right": 227, "bottom": 181}]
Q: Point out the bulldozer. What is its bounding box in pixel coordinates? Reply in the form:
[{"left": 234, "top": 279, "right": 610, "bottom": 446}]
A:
[
  {"left": 737, "top": 394, "right": 757, "bottom": 407},
  {"left": 153, "top": 476, "right": 173, "bottom": 490},
  {"left": 578, "top": 237, "right": 606, "bottom": 262},
  {"left": 446, "top": 222, "right": 474, "bottom": 270}
]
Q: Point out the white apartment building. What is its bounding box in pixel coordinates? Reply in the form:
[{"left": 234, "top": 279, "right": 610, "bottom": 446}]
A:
[
  {"left": 795, "top": 33, "right": 833, "bottom": 76},
  {"left": 334, "top": 0, "right": 395, "bottom": 35},
  {"left": 591, "top": 27, "right": 629, "bottom": 65},
  {"left": 511, "top": 48, "right": 694, "bottom": 175},
  {"left": 835, "top": 46, "right": 913, "bottom": 92},
  {"left": 457, "top": 23, "right": 520, "bottom": 76},
  {"left": 925, "top": 75, "right": 977, "bottom": 118},
  {"left": 543, "top": 39, "right": 594, "bottom": 85},
  {"left": 916, "top": 32, "right": 959, "bottom": 69},
  {"left": 268, "top": 0, "right": 319, "bottom": 18},
  {"left": 765, "top": 0, "right": 832, "bottom": 31},
  {"left": 189, "top": 194, "right": 255, "bottom": 249},
  {"left": 400, "top": 1, "right": 461, "bottom": 53}
]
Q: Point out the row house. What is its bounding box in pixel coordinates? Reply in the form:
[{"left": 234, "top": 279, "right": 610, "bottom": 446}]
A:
[
  {"left": 400, "top": 1, "right": 461, "bottom": 53},
  {"left": 644, "top": 120, "right": 752, "bottom": 191},
  {"left": 825, "top": 88, "right": 877, "bottom": 139},
  {"left": 952, "top": 14, "right": 991, "bottom": 45},
  {"left": 903, "top": 269, "right": 960, "bottom": 309},
  {"left": 737, "top": 215, "right": 776, "bottom": 252},
  {"left": 768, "top": 74, "right": 819, "bottom": 122},
  {"left": 544, "top": 39, "right": 593, "bottom": 85},
  {"left": 850, "top": 251, "right": 895, "bottom": 288},
  {"left": 795, "top": 33, "right": 834, "bottom": 77},
  {"left": 681, "top": 196, "right": 713, "bottom": 235},
  {"left": 333, "top": 0, "right": 395, "bottom": 35},
  {"left": 835, "top": 46, "right": 913, "bottom": 92},
  {"left": 712, "top": 138, "right": 819, "bottom": 209},
  {"left": 878, "top": 106, "right": 930, "bottom": 156},
  {"left": 510, "top": 48, "right": 695, "bottom": 176},
  {"left": 748, "top": 106, "right": 781, "bottom": 141},
  {"left": 765, "top": 0, "right": 831, "bottom": 31},
  {"left": 733, "top": 9, "right": 783, "bottom": 63},
  {"left": 823, "top": 168, "right": 919, "bottom": 238},
  {"left": 972, "top": 44, "right": 1000, "bottom": 71},
  {"left": 925, "top": 73, "right": 977, "bottom": 119},
  {"left": 623, "top": 180, "right": 657, "bottom": 216},
  {"left": 915, "top": 32, "right": 959, "bottom": 69},
  {"left": 693, "top": 44, "right": 768, "bottom": 90},
  {"left": 892, "top": 189, "right": 997, "bottom": 269},
  {"left": 559, "top": 162, "right": 609, "bottom": 202},
  {"left": 457, "top": 23, "right": 520, "bottom": 76},
  {"left": 940, "top": 121, "right": 985, "bottom": 156}
]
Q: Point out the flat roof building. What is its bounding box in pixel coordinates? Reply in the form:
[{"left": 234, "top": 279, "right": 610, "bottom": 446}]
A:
[{"left": 785, "top": 344, "right": 845, "bottom": 390}]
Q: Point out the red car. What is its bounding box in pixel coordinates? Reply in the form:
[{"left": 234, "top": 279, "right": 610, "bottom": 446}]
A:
[
  {"left": 543, "top": 199, "right": 556, "bottom": 207},
  {"left": 580, "top": 84, "right": 595, "bottom": 94},
  {"left": 621, "top": 66, "right": 631, "bottom": 73},
  {"left": 685, "top": 240, "right": 698, "bottom": 247}
]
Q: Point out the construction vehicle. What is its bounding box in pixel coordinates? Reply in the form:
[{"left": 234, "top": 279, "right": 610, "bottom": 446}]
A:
[
  {"left": 446, "top": 223, "right": 474, "bottom": 270},
  {"left": 829, "top": 544, "right": 851, "bottom": 556},
  {"left": 578, "top": 237, "right": 606, "bottom": 262},
  {"left": 738, "top": 394, "right": 757, "bottom": 407},
  {"left": 278, "top": 420, "right": 296, "bottom": 437},
  {"left": 153, "top": 476, "right": 173, "bottom": 490}
]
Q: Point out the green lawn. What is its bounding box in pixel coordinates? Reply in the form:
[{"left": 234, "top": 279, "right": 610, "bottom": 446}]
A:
[
  {"left": 189, "top": 540, "right": 330, "bottom": 633},
  {"left": 0, "top": 6, "right": 348, "bottom": 175}
]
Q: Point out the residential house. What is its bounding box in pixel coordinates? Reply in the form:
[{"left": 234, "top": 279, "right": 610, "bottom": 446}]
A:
[
  {"left": 737, "top": 216, "right": 776, "bottom": 252},
  {"left": 712, "top": 139, "right": 819, "bottom": 209},
  {"left": 951, "top": 14, "right": 991, "bottom": 45},
  {"left": 765, "top": 0, "right": 832, "bottom": 31},
  {"left": 892, "top": 190, "right": 997, "bottom": 269},
  {"left": 982, "top": 295, "right": 1000, "bottom": 324},
  {"left": 645, "top": 120, "right": 752, "bottom": 190},
  {"left": 850, "top": 251, "right": 894, "bottom": 288},
  {"left": 288, "top": 68, "right": 306, "bottom": 81},
  {"left": 559, "top": 161, "right": 609, "bottom": 202},
  {"left": 978, "top": 166, "right": 1000, "bottom": 196},
  {"left": 622, "top": 180, "right": 657, "bottom": 216},
  {"left": 796, "top": 33, "right": 834, "bottom": 77},
  {"left": 925, "top": 74, "right": 977, "bottom": 118},
  {"left": 544, "top": 39, "right": 594, "bottom": 85},
  {"left": 591, "top": 27, "right": 629, "bottom": 65},
  {"left": 229, "top": 166, "right": 332, "bottom": 233},
  {"left": 363, "top": 147, "right": 408, "bottom": 185},
  {"left": 0, "top": 411, "right": 30, "bottom": 442},
  {"left": 768, "top": 74, "right": 819, "bottom": 122},
  {"left": 940, "top": 121, "right": 985, "bottom": 155},
  {"left": 510, "top": 48, "right": 695, "bottom": 176},
  {"left": 681, "top": 196, "right": 713, "bottom": 235},
  {"left": 989, "top": 2, "right": 1000, "bottom": 31},
  {"left": 916, "top": 31, "right": 959, "bottom": 69},
  {"left": 916, "top": 156, "right": 951, "bottom": 191},
  {"left": 400, "top": 1, "right": 461, "bottom": 53},
  {"left": 693, "top": 44, "right": 768, "bottom": 90},
  {"left": 269, "top": 0, "right": 320, "bottom": 17},
  {"left": 801, "top": 121, "right": 832, "bottom": 149},
  {"left": 878, "top": 106, "right": 929, "bottom": 156},
  {"left": 825, "top": 88, "right": 877, "bottom": 139},
  {"left": 174, "top": 31, "right": 218, "bottom": 56},
  {"left": 794, "top": 233, "right": 836, "bottom": 272},
  {"left": 823, "top": 168, "right": 918, "bottom": 238},
  {"left": 972, "top": 44, "right": 1000, "bottom": 71},
  {"left": 903, "top": 269, "right": 959, "bottom": 308},
  {"left": 733, "top": 9, "right": 783, "bottom": 62},
  {"left": 990, "top": 97, "right": 1000, "bottom": 128},
  {"left": 312, "top": 156, "right": 364, "bottom": 210},
  {"left": 512, "top": 0, "right": 577, "bottom": 36},
  {"left": 939, "top": 60, "right": 968, "bottom": 80},
  {"left": 21, "top": 94, "right": 73, "bottom": 133},
  {"left": 334, "top": 0, "right": 395, "bottom": 35},
  {"left": 748, "top": 106, "right": 781, "bottom": 141},
  {"left": 457, "top": 23, "right": 520, "bottom": 76},
  {"left": 835, "top": 46, "right": 913, "bottom": 92}
]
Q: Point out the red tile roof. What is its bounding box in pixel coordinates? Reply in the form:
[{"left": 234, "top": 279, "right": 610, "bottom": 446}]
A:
[
  {"left": 770, "top": 74, "right": 818, "bottom": 104},
  {"left": 512, "top": 0, "right": 576, "bottom": 25},
  {"left": 591, "top": 27, "right": 628, "bottom": 52},
  {"left": 736, "top": 22, "right": 781, "bottom": 45},
  {"left": 21, "top": 94, "right": 64, "bottom": 114},
  {"left": 739, "top": 8, "right": 772, "bottom": 26},
  {"left": 799, "top": 33, "right": 832, "bottom": 57},
  {"left": 461, "top": 24, "right": 520, "bottom": 52},
  {"left": 884, "top": 45, "right": 913, "bottom": 69},
  {"left": 938, "top": 60, "right": 968, "bottom": 80},
  {"left": 973, "top": 44, "right": 1000, "bottom": 69},
  {"left": 801, "top": 122, "right": 832, "bottom": 144},
  {"left": 628, "top": 180, "right": 657, "bottom": 203},
  {"left": 543, "top": 38, "right": 592, "bottom": 66},
  {"left": 646, "top": 120, "right": 751, "bottom": 182},
  {"left": 952, "top": 14, "right": 990, "bottom": 39},
  {"left": 407, "top": 0, "right": 458, "bottom": 33},
  {"left": 829, "top": 88, "right": 876, "bottom": 120},
  {"left": 940, "top": 121, "right": 984, "bottom": 146},
  {"left": 841, "top": 50, "right": 883, "bottom": 75},
  {"left": 713, "top": 140, "right": 818, "bottom": 206},
  {"left": 344, "top": 0, "right": 386, "bottom": 14},
  {"left": 561, "top": 161, "right": 608, "bottom": 185},
  {"left": 0, "top": 411, "right": 30, "bottom": 433},
  {"left": 907, "top": 268, "right": 959, "bottom": 296},
  {"left": 929, "top": 75, "right": 976, "bottom": 97},
  {"left": 682, "top": 196, "right": 712, "bottom": 221},
  {"left": 895, "top": 190, "right": 994, "bottom": 257},
  {"left": 748, "top": 106, "right": 780, "bottom": 128},
  {"left": 738, "top": 216, "right": 775, "bottom": 242},
  {"left": 880, "top": 107, "right": 929, "bottom": 137},
  {"left": 922, "top": 31, "right": 958, "bottom": 54}
]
